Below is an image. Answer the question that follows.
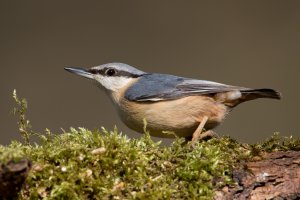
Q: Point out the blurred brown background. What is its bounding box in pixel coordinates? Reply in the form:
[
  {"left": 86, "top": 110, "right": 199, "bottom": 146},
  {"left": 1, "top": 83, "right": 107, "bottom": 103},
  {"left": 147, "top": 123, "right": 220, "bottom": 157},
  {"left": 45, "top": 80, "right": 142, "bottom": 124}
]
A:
[{"left": 0, "top": 1, "right": 299, "bottom": 145}]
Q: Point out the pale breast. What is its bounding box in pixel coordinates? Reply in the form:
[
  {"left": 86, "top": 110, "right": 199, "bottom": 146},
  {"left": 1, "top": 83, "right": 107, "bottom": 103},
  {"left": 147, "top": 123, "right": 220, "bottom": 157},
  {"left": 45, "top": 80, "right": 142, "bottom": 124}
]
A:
[{"left": 112, "top": 90, "right": 228, "bottom": 138}]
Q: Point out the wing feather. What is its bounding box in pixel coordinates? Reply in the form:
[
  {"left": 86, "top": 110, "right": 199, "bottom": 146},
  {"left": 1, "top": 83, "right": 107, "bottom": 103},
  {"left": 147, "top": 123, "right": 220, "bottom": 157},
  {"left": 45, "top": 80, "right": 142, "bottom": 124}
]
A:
[{"left": 176, "top": 79, "right": 244, "bottom": 94}]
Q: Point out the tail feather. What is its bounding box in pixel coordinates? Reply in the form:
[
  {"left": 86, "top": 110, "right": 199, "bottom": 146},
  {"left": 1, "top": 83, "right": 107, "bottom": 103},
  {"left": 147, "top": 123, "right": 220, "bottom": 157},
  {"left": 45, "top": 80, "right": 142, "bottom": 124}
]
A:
[{"left": 241, "top": 88, "right": 281, "bottom": 101}]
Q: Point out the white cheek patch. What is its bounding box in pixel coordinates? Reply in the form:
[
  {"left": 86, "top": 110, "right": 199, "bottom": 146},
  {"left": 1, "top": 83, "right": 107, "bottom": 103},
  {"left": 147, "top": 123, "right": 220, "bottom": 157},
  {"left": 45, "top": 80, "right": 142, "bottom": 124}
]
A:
[{"left": 95, "top": 76, "right": 133, "bottom": 92}]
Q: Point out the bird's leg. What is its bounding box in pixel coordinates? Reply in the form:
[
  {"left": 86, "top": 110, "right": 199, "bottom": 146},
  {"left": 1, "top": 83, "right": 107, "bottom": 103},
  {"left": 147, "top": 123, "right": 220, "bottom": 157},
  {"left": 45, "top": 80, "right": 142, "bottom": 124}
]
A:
[
  {"left": 190, "top": 116, "right": 219, "bottom": 144},
  {"left": 191, "top": 116, "right": 209, "bottom": 143}
]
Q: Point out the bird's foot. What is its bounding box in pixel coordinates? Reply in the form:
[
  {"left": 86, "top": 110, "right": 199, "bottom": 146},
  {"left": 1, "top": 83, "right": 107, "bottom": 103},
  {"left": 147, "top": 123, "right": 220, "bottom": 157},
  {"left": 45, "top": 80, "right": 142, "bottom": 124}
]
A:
[
  {"left": 196, "top": 130, "right": 219, "bottom": 141},
  {"left": 187, "top": 130, "right": 219, "bottom": 148}
]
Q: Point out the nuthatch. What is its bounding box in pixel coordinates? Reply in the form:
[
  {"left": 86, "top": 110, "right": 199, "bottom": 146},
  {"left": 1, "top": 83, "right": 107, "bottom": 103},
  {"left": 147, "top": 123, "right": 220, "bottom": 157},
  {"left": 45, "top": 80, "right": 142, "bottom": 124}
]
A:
[{"left": 65, "top": 63, "right": 281, "bottom": 141}]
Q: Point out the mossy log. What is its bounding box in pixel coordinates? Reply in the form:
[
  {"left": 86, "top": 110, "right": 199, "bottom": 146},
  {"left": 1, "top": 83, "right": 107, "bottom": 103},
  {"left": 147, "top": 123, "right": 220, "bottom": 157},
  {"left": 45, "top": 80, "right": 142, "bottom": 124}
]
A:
[{"left": 1, "top": 150, "right": 300, "bottom": 199}]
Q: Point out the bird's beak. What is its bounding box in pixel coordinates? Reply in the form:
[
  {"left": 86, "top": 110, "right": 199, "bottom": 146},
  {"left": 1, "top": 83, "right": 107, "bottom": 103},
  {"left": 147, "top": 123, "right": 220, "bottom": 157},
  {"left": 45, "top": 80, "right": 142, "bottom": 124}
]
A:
[{"left": 64, "top": 67, "right": 94, "bottom": 80}]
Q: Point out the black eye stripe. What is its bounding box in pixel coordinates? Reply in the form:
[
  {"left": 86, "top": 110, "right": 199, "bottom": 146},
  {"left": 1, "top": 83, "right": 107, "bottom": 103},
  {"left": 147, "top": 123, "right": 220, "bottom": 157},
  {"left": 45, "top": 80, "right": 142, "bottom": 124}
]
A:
[
  {"left": 117, "top": 71, "right": 141, "bottom": 78},
  {"left": 88, "top": 68, "right": 141, "bottom": 78},
  {"left": 88, "top": 69, "right": 100, "bottom": 74}
]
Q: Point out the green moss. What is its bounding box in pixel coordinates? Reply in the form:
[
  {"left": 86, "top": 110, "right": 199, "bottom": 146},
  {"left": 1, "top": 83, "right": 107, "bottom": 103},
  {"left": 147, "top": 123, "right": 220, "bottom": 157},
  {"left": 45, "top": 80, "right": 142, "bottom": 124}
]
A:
[
  {"left": 1, "top": 91, "right": 299, "bottom": 199},
  {"left": 2, "top": 129, "right": 299, "bottom": 200},
  {"left": 251, "top": 132, "right": 300, "bottom": 153}
]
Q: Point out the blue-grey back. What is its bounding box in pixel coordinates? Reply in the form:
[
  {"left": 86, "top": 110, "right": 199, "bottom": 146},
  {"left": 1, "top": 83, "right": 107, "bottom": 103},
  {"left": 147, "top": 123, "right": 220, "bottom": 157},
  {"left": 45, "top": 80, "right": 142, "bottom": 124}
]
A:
[
  {"left": 124, "top": 73, "right": 244, "bottom": 102},
  {"left": 125, "top": 74, "right": 185, "bottom": 101}
]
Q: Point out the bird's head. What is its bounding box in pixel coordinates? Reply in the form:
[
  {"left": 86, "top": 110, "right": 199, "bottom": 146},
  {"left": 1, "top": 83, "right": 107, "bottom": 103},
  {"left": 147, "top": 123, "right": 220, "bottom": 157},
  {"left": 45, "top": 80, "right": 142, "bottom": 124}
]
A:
[{"left": 65, "top": 63, "right": 145, "bottom": 92}]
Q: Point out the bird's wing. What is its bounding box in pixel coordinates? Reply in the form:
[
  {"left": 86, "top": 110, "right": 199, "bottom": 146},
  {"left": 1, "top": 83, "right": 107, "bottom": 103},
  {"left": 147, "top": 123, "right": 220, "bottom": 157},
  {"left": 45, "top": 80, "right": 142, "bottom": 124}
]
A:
[
  {"left": 124, "top": 73, "right": 244, "bottom": 102},
  {"left": 176, "top": 79, "right": 244, "bottom": 94}
]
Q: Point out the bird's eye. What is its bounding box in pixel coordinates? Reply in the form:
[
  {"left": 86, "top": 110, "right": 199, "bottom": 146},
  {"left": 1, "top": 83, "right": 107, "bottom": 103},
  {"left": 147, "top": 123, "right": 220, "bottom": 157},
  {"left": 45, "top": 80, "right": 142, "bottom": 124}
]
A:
[{"left": 105, "top": 68, "right": 116, "bottom": 76}]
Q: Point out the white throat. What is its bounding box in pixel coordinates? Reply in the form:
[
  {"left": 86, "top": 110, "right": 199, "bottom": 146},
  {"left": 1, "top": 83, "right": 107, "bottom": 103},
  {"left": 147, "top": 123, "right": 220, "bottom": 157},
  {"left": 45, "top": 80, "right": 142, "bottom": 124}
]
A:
[{"left": 95, "top": 76, "right": 134, "bottom": 92}]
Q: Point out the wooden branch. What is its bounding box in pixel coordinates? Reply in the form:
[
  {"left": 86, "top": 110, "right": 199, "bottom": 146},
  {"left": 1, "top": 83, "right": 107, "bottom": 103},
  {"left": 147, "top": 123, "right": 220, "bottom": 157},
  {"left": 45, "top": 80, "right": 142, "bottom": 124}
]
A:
[{"left": 215, "top": 151, "right": 300, "bottom": 200}]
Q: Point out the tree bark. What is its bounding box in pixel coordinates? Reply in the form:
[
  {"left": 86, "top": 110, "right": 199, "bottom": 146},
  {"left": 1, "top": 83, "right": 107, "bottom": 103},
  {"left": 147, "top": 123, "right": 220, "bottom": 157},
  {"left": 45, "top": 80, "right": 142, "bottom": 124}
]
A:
[
  {"left": 215, "top": 151, "right": 300, "bottom": 200},
  {"left": 0, "top": 159, "right": 31, "bottom": 200}
]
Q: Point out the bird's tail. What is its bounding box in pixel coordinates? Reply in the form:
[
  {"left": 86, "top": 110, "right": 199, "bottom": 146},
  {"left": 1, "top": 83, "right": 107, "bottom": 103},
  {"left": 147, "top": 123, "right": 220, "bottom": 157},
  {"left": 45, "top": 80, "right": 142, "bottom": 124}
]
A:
[{"left": 240, "top": 88, "right": 281, "bottom": 101}]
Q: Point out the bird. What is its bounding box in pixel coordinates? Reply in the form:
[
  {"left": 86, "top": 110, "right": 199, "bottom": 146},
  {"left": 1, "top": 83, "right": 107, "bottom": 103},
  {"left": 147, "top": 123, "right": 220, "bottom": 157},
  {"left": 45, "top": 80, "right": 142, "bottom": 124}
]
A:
[{"left": 64, "top": 63, "right": 281, "bottom": 142}]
